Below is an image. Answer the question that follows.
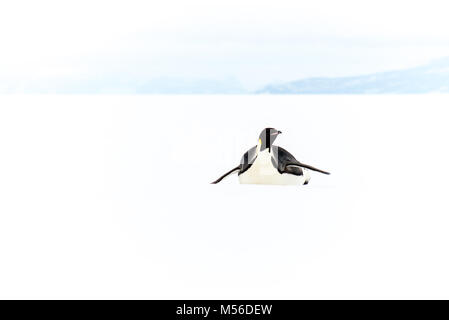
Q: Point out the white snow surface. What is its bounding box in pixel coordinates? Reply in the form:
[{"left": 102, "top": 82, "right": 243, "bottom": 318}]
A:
[{"left": 1, "top": 95, "right": 449, "bottom": 299}]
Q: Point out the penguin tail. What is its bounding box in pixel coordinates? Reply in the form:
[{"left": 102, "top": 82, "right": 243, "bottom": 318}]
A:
[
  {"left": 286, "top": 162, "right": 330, "bottom": 175},
  {"left": 211, "top": 166, "right": 240, "bottom": 184}
]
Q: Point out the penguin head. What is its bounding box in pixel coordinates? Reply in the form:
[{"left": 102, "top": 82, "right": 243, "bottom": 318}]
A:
[{"left": 258, "top": 128, "right": 282, "bottom": 152}]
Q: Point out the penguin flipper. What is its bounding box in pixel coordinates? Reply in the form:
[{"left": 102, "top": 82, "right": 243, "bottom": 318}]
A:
[
  {"left": 211, "top": 166, "right": 240, "bottom": 184},
  {"left": 286, "top": 162, "right": 330, "bottom": 175},
  {"left": 273, "top": 146, "right": 330, "bottom": 175}
]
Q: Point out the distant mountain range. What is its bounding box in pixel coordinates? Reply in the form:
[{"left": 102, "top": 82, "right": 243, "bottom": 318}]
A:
[
  {"left": 0, "top": 76, "right": 246, "bottom": 94},
  {"left": 257, "top": 57, "right": 449, "bottom": 94},
  {"left": 135, "top": 77, "right": 245, "bottom": 94},
  {"left": 3, "top": 57, "right": 449, "bottom": 94}
]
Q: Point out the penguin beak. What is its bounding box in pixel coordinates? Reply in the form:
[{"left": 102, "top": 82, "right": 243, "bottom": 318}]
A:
[
  {"left": 277, "top": 131, "right": 282, "bottom": 134},
  {"left": 272, "top": 130, "right": 282, "bottom": 136}
]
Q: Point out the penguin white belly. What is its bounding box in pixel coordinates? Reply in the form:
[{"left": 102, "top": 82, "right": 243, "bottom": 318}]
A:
[{"left": 239, "top": 151, "right": 305, "bottom": 185}]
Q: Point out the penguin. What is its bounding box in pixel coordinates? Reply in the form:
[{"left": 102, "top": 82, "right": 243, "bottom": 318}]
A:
[{"left": 211, "top": 128, "right": 330, "bottom": 185}]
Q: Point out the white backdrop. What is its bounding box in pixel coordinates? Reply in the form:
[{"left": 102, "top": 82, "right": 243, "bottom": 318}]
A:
[{"left": 0, "top": 95, "right": 448, "bottom": 299}]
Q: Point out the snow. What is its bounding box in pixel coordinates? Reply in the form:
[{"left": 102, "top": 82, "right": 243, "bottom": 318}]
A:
[{"left": 1, "top": 94, "right": 449, "bottom": 299}]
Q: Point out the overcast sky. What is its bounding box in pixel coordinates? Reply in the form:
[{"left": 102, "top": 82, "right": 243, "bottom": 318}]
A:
[{"left": 2, "top": 0, "right": 449, "bottom": 90}]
